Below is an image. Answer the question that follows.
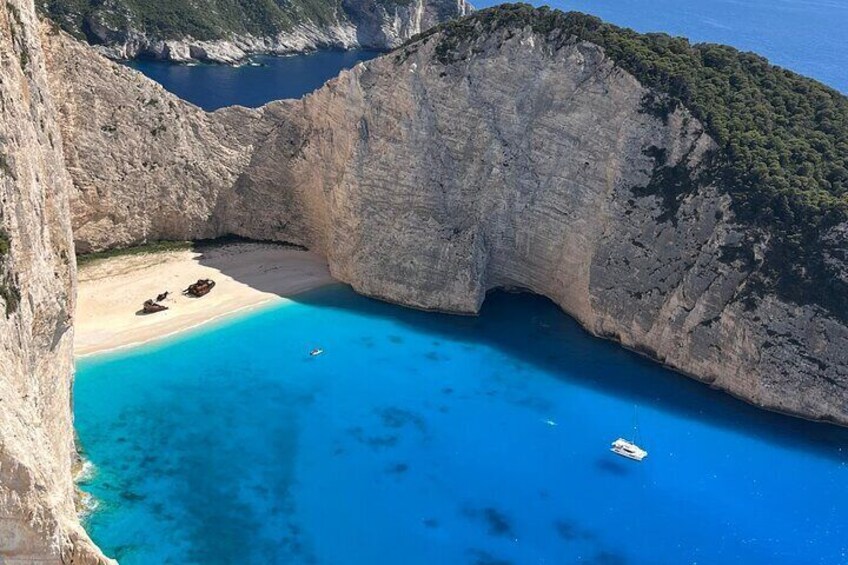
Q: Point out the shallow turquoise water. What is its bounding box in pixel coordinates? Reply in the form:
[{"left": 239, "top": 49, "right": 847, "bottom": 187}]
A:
[{"left": 75, "top": 286, "right": 848, "bottom": 564}]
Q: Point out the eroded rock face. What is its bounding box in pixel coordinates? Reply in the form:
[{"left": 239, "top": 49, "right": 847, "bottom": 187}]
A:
[
  {"left": 47, "top": 25, "right": 848, "bottom": 425},
  {"left": 43, "top": 27, "right": 264, "bottom": 253},
  {"left": 226, "top": 33, "right": 848, "bottom": 423},
  {"left": 46, "top": 0, "right": 473, "bottom": 64},
  {"left": 0, "top": 2, "right": 110, "bottom": 563}
]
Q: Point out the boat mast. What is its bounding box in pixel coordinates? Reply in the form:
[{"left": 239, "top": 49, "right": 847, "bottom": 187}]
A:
[{"left": 632, "top": 405, "right": 639, "bottom": 444}]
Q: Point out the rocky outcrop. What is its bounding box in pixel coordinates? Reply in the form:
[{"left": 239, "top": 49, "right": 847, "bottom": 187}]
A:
[
  {"left": 0, "top": 2, "right": 111, "bottom": 563},
  {"left": 45, "top": 18, "right": 848, "bottom": 425},
  {"left": 88, "top": 23, "right": 361, "bottom": 65},
  {"left": 44, "top": 0, "right": 473, "bottom": 64}
]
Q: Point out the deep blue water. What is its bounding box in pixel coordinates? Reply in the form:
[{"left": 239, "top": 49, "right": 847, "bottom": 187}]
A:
[
  {"left": 76, "top": 286, "right": 848, "bottom": 564},
  {"left": 128, "top": 0, "right": 846, "bottom": 110},
  {"left": 476, "top": 0, "right": 847, "bottom": 93},
  {"left": 128, "top": 50, "right": 382, "bottom": 111}
]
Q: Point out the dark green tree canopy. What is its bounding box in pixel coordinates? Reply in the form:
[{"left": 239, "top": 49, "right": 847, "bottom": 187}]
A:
[{"left": 43, "top": 0, "right": 347, "bottom": 41}]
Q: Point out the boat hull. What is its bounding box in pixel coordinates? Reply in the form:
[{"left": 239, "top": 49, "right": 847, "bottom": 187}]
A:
[{"left": 610, "top": 438, "right": 648, "bottom": 461}]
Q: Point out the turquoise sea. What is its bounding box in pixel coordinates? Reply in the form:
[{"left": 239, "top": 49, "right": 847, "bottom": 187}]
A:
[
  {"left": 76, "top": 286, "right": 848, "bottom": 564},
  {"left": 85, "top": 2, "right": 848, "bottom": 562}
]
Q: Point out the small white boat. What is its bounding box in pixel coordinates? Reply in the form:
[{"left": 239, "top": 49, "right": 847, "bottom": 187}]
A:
[
  {"left": 610, "top": 438, "right": 648, "bottom": 461},
  {"left": 611, "top": 406, "right": 648, "bottom": 461},
  {"left": 309, "top": 348, "right": 324, "bottom": 357}
]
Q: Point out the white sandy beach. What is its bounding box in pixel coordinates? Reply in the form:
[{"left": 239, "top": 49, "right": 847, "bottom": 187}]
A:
[{"left": 75, "top": 242, "right": 334, "bottom": 356}]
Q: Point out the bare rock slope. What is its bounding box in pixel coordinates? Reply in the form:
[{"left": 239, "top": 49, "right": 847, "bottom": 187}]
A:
[
  {"left": 0, "top": 2, "right": 110, "bottom": 563},
  {"left": 47, "top": 14, "right": 848, "bottom": 425}
]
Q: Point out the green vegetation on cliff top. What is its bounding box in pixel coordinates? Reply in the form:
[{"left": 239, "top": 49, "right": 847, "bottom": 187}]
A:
[
  {"left": 410, "top": 4, "right": 848, "bottom": 315},
  {"left": 42, "top": 0, "right": 345, "bottom": 41}
]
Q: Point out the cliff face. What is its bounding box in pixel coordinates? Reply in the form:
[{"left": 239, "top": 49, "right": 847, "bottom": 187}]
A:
[
  {"left": 0, "top": 2, "right": 109, "bottom": 563},
  {"left": 42, "top": 0, "right": 472, "bottom": 64},
  {"left": 47, "top": 22, "right": 848, "bottom": 425},
  {"left": 44, "top": 27, "right": 260, "bottom": 253},
  {"left": 4, "top": 4, "right": 842, "bottom": 561}
]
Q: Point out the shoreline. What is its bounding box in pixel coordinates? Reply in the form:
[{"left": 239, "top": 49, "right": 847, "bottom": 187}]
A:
[
  {"left": 123, "top": 46, "right": 389, "bottom": 68},
  {"left": 92, "top": 30, "right": 392, "bottom": 66},
  {"left": 74, "top": 242, "right": 334, "bottom": 357},
  {"left": 76, "top": 296, "right": 274, "bottom": 359}
]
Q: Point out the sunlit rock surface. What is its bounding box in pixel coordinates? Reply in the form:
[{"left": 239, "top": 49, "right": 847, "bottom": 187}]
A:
[
  {"left": 0, "top": 2, "right": 111, "bottom": 563},
  {"left": 47, "top": 21, "right": 848, "bottom": 425}
]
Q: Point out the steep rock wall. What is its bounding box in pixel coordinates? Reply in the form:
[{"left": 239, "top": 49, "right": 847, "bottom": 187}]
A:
[
  {"left": 224, "top": 32, "right": 848, "bottom": 423},
  {"left": 0, "top": 2, "right": 110, "bottom": 563},
  {"left": 46, "top": 25, "right": 848, "bottom": 425},
  {"left": 43, "top": 24, "right": 276, "bottom": 253},
  {"left": 45, "top": 0, "right": 473, "bottom": 64}
]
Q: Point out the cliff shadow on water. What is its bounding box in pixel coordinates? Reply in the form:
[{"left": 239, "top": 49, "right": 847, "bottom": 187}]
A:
[{"left": 195, "top": 249, "right": 848, "bottom": 462}]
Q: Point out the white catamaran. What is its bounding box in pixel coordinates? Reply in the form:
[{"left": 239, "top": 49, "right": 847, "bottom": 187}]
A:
[{"left": 611, "top": 407, "right": 648, "bottom": 461}]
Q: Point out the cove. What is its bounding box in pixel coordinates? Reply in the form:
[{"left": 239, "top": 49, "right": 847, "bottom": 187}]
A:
[
  {"left": 75, "top": 285, "right": 848, "bottom": 564},
  {"left": 127, "top": 50, "right": 382, "bottom": 111}
]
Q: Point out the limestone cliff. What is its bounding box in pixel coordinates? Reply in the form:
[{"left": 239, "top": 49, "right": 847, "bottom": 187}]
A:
[
  {"left": 45, "top": 12, "right": 848, "bottom": 426},
  {"left": 0, "top": 2, "right": 110, "bottom": 563},
  {"left": 42, "top": 0, "right": 472, "bottom": 64},
  {"left": 1, "top": 3, "right": 844, "bottom": 557},
  {"left": 44, "top": 25, "right": 259, "bottom": 253}
]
